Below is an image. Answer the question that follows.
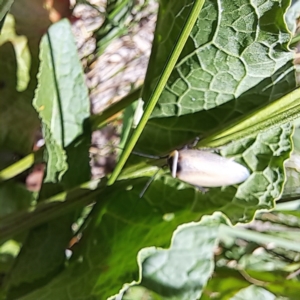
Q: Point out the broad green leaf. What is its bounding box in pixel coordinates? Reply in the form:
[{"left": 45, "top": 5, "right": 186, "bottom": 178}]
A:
[
  {"left": 0, "top": 14, "right": 30, "bottom": 91},
  {"left": 1, "top": 183, "right": 96, "bottom": 298},
  {"left": 14, "top": 173, "right": 279, "bottom": 300},
  {"left": 127, "top": 123, "right": 292, "bottom": 224},
  {"left": 137, "top": 215, "right": 225, "bottom": 300},
  {"left": 107, "top": 0, "right": 205, "bottom": 185},
  {"left": 136, "top": 63, "right": 296, "bottom": 155},
  {"left": 136, "top": 0, "right": 295, "bottom": 161},
  {"left": 115, "top": 0, "right": 296, "bottom": 232},
  {"left": 0, "top": 181, "right": 101, "bottom": 242},
  {"left": 144, "top": 0, "right": 293, "bottom": 118},
  {"left": 231, "top": 285, "right": 275, "bottom": 300},
  {"left": 0, "top": 240, "right": 20, "bottom": 273},
  {"left": 4, "top": 19, "right": 91, "bottom": 299},
  {"left": 33, "top": 19, "right": 90, "bottom": 183},
  {"left": 0, "top": 40, "right": 39, "bottom": 155},
  {"left": 34, "top": 20, "right": 90, "bottom": 148},
  {"left": 120, "top": 286, "right": 159, "bottom": 300},
  {"left": 16, "top": 180, "right": 201, "bottom": 300},
  {"left": 60, "top": 129, "right": 91, "bottom": 189},
  {"left": 0, "top": 0, "right": 53, "bottom": 155},
  {"left": 2, "top": 1, "right": 299, "bottom": 299},
  {"left": 3, "top": 216, "right": 73, "bottom": 299},
  {"left": 285, "top": 0, "right": 300, "bottom": 33}
]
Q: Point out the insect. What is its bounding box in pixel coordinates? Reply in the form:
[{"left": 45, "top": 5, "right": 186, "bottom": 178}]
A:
[
  {"left": 138, "top": 148, "right": 250, "bottom": 197},
  {"left": 167, "top": 149, "right": 250, "bottom": 187}
]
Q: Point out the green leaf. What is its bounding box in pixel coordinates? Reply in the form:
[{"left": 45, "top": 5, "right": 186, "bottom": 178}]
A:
[
  {"left": 144, "top": 0, "right": 292, "bottom": 118},
  {"left": 61, "top": 131, "right": 91, "bottom": 189},
  {"left": 107, "top": 0, "right": 206, "bottom": 185},
  {"left": 128, "top": 123, "right": 293, "bottom": 224},
  {"left": 0, "top": 240, "right": 20, "bottom": 273},
  {"left": 15, "top": 180, "right": 200, "bottom": 300},
  {"left": 202, "top": 268, "right": 250, "bottom": 300},
  {"left": 0, "top": 182, "right": 101, "bottom": 242},
  {"left": 33, "top": 19, "right": 90, "bottom": 183},
  {"left": 285, "top": 0, "right": 300, "bottom": 33},
  {"left": 0, "top": 0, "right": 53, "bottom": 155},
  {"left": 3, "top": 216, "right": 74, "bottom": 300},
  {"left": 0, "top": 0, "right": 14, "bottom": 23},
  {"left": 2, "top": 1, "right": 299, "bottom": 299},
  {"left": 1, "top": 182, "right": 98, "bottom": 298},
  {"left": 3, "top": 19, "right": 91, "bottom": 299},
  {"left": 0, "top": 14, "right": 30, "bottom": 91},
  {"left": 138, "top": 215, "right": 225, "bottom": 300},
  {"left": 231, "top": 285, "right": 275, "bottom": 300},
  {"left": 0, "top": 38, "right": 39, "bottom": 155}
]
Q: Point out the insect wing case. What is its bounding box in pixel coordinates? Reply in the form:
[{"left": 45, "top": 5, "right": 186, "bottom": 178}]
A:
[{"left": 169, "top": 149, "right": 250, "bottom": 187}]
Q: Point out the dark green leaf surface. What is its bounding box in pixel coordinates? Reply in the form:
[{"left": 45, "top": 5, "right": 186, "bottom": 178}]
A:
[
  {"left": 144, "top": 0, "right": 292, "bottom": 118},
  {"left": 3, "top": 19, "right": 91, "bottom": 299},
  {"left": 15, "top": 179, "right": 197, "bottom": 300},
  {"left": 17, "top": 199, "right": 224, "bottom": 300},
  {"left": 0, "top": 1, "right": 52, "bottom": 155},
  {"left": 130, "top": 123, "right": 293, "bottom": 224},
  {"left": 0, "top": 14, "right": 30, "bottom": 92},
  {"left": 0, "top": 181, "right": 33, "bottom": 218},
  {"left": 0, "top": 38, "right": 39, "bottom": 155},
  {"left": 137, "top": 60, "right": 295, "bottom": 156},
  {"left": 231, "top": 285, "right": 275, "bottom": 300},
  {"left": 4, "top": 216, "right": 73, "bottom": 300}
]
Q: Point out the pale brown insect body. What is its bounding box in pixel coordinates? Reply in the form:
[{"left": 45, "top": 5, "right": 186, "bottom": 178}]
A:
[{"left": 167, "top": 149, "right": 250, "bottom": 187}]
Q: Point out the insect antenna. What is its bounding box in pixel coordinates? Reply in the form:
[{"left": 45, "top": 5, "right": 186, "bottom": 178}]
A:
[
  {"left": 90, "top": 140, "right": 169, "bottom": 196},
  {"left": 139, "top": 165, "right": 167, "bottom": 198},
  {"left": 131, "top": 151, "right": 163, "bottom": 160}
]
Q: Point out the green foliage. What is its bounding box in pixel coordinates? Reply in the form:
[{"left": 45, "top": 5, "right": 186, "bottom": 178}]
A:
[
  {"left": 1, "top": 0, "right": 300, "bottom": 299},
  {"left": 94, "top": 0, "right": 135, "bottom": 56},
  {"left": 0, "top": 0, "right": 14, "bottom": 25},
  {"left": 33, "top": 20, "right": 90, "bottom": 183}
]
